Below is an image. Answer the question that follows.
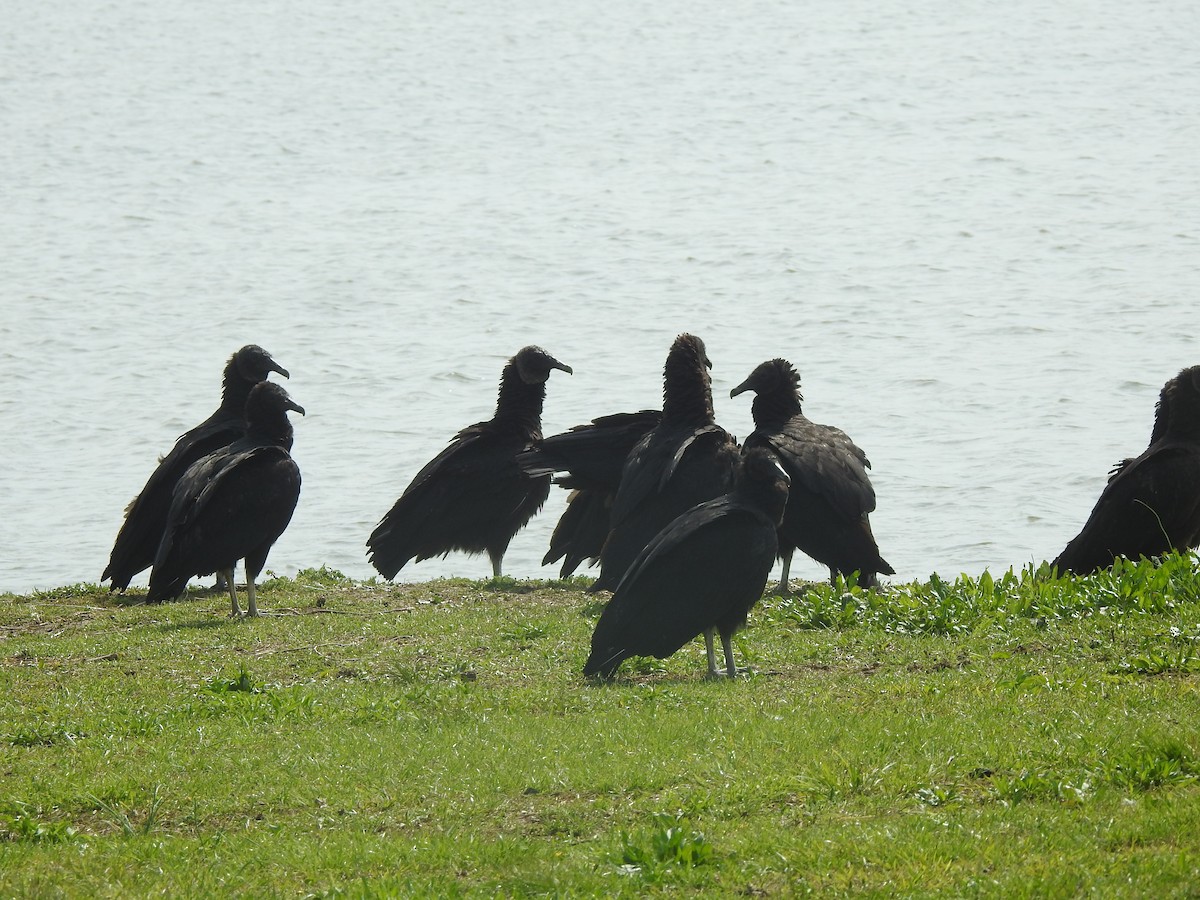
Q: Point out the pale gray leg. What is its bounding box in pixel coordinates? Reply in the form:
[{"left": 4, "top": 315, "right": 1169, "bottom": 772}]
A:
[
  {"left": 245, "top": 569, "right": 259, "bottom": 618},
  {"left": 721, "top": 632, "right": 738, "bottom": 678},
  {"left": 491, "top": 554, "right": 503, "bottom": 578},
  {"left": 222, "top": 568, "right": 240, "bottom": 617},
  {"left": 704, "top": 628, "right": 721, "bottom": 678},
  {"left": 777, "top": 549, "right": 793, "bottom": 595}
]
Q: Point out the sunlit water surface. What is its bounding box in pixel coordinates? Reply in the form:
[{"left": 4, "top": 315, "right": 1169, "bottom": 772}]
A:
[{"left": 2, "top": 0, "right": 1197, "bottom": 593}]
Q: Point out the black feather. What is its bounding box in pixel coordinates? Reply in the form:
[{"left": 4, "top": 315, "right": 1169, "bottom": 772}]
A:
[
  {"left": 103, "top": 345, "right": 288, "bottom": 591},
  {"left": 731, "top": 358, "right": 892, "bottom": 588},
  {"left": 1054, "top": 365, "right": 1200, "bottom": 575},
  {"left": 147, "top": 381, "right": 303, "bottom": 613},
  {"left": 583, "top": 447, "right": 789, "bottom": 679},
  {"left": 517, "top": 410, "right": 662, "bottom": 577},
  {"left": 590, "top": 334, "right": 740, "bottom": 592},
  {"left": 366, "top": 346, "right": 571, "bottom": 579}
]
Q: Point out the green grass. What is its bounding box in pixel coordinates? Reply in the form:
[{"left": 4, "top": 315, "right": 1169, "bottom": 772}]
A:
[{"left": 3, "top": 556, "right": 1200, "bottom": 897}]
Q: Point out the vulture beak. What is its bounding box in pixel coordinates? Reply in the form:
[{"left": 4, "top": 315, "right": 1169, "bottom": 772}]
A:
[{"left": 729, "top": 377, "right": 753, "bottom": 398}]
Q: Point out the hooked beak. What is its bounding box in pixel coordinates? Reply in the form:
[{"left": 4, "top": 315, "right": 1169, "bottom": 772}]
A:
[
  {"left": 286, "top": 399, "right": 306, "bottom": 416},
  {"left": 729, "top": 377, "right": 753, "bottom": 399},
  {"left": 550, "top": 358, "right": 573, "bottom": 376},
  {"left": 271, "top": 361, "right": 291, "bottom": 379}
]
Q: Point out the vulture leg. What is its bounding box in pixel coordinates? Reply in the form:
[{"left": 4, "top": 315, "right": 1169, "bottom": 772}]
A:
[
  {"left": 222, "top": 568, "right": 240, "bottom": 617},
  {"left": 777, "top": 548, "right": 793, "bottom": 595},
  {"left": 704, "top": 629, "right": 722, "bottom": 678},
  {"left": 721, "top": 632, "right": 739, "bottom": 678},
  {"left": 245, "top": 573, "right": 260, "bottom": 618}
]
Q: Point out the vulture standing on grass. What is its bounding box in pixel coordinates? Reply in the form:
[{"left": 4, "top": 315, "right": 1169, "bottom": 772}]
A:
[
  {"left": 731, "top": 358, "right": 893, "bottom": 591},
  {"left": 517, "top": 409, "right": 662, "bottom": 577},
  {"left": 147, "top": 381, "right": 304, "bottom": 617},
  {"left": 584, "top": 446, "right": 789, "bottom": 680},
  {"left": 1053, "top": 365, "right": 1200, "bottom": 575},
  {"left": 367, "top": 346, "right": 572, "bottom": 579},
  {"left": 103, "top": 344, "right": 289, "bottom": 591},
  {"left": 589, "top": 334, "right": 740, "bottom": 592}
]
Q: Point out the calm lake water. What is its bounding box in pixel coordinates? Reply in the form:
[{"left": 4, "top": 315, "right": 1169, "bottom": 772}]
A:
[{"left": 2, "top": 0, "right": 1197, "bottom": 593}]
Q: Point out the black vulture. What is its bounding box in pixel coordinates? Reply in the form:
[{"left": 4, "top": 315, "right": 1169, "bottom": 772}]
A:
[
  {"left": 103, "top": 344, "right": 289, "bottom": 591},
  {"left": 147, "top": 381, "right": 304, "bottom": 617},
  {"left": 589, "top": 334, "right": 740, "bottom": 592},
  {"left": 366, "top": 346, "right": 572, "bottom": 580},
  {"left": 517, "top": 410, "right": 662, "bottom": 577},
  {"left": 1053, "top": 365, "right": 1200, "bottom": 575},
  {"left": 731, "top": 358, "right": 893, "bottom": 591},
  {"left": 583, "top": 446, "right": 790, "bottom": 680},
  {"left": 1108, "top": 367, "right": 1183, "bottom": 477}
]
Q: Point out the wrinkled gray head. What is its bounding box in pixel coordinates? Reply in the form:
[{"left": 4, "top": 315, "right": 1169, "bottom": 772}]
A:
[
  {"left": 246, "top": 380, "right": 305, "bottom": 419},
  {"left": 741, "top": 445, "right": 790, "bottom": 486},
  {"left": 513, "top": 346, "right": 573, "bottom": 384},
  {"left": 232, "top": 344, "right": 290, "bottom": 382},
  {"left": 739, "top": 445, "right": 791, "bottom": 524},
  {"left": 730, "top": 358, "right": 800, "bottom": 400}
]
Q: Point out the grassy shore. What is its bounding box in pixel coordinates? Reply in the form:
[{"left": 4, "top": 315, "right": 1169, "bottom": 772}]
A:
[{"left": 2, "top": 556, "right": 1200, "bottom": 897}]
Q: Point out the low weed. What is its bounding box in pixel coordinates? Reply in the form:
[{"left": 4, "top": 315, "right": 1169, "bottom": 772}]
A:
[
  {"left": 206, "top": 665, "right": 262, "bottom": 694},
  {"left": 914, "top": 784, "right": 960, "bottom": 807},
  {"left": 1097, "top": 737, "right": 1197, "bottom": 792},
  {"left": 766, "top": 552, "right": 1200, "bottom": 638},
  {"left": 1112, "top": 648, "right": 1200, "bottom": 676},
  {"left": 615, "top": 812, "right": 715, "bottom": 879},
  {"left": 990, "top": 770, "right": 1081, "bottom": 806},
  {"left": 796, "top": 758, "right": 890, "bottom": 803},
  {"left": 7, "top": 726, "right": 84, "bottom": 748},
  {"left": 0, "top": 802, "right": 79, "bottom": 844},
  {"left": 294, "top": 566, "right": 355, "bottom": 587},
  {"left": 87, "top": 785, "right": 167, "bottom": 837},
  {"left": 28, "top": 582, "right": 105, "bottom": 601}
]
